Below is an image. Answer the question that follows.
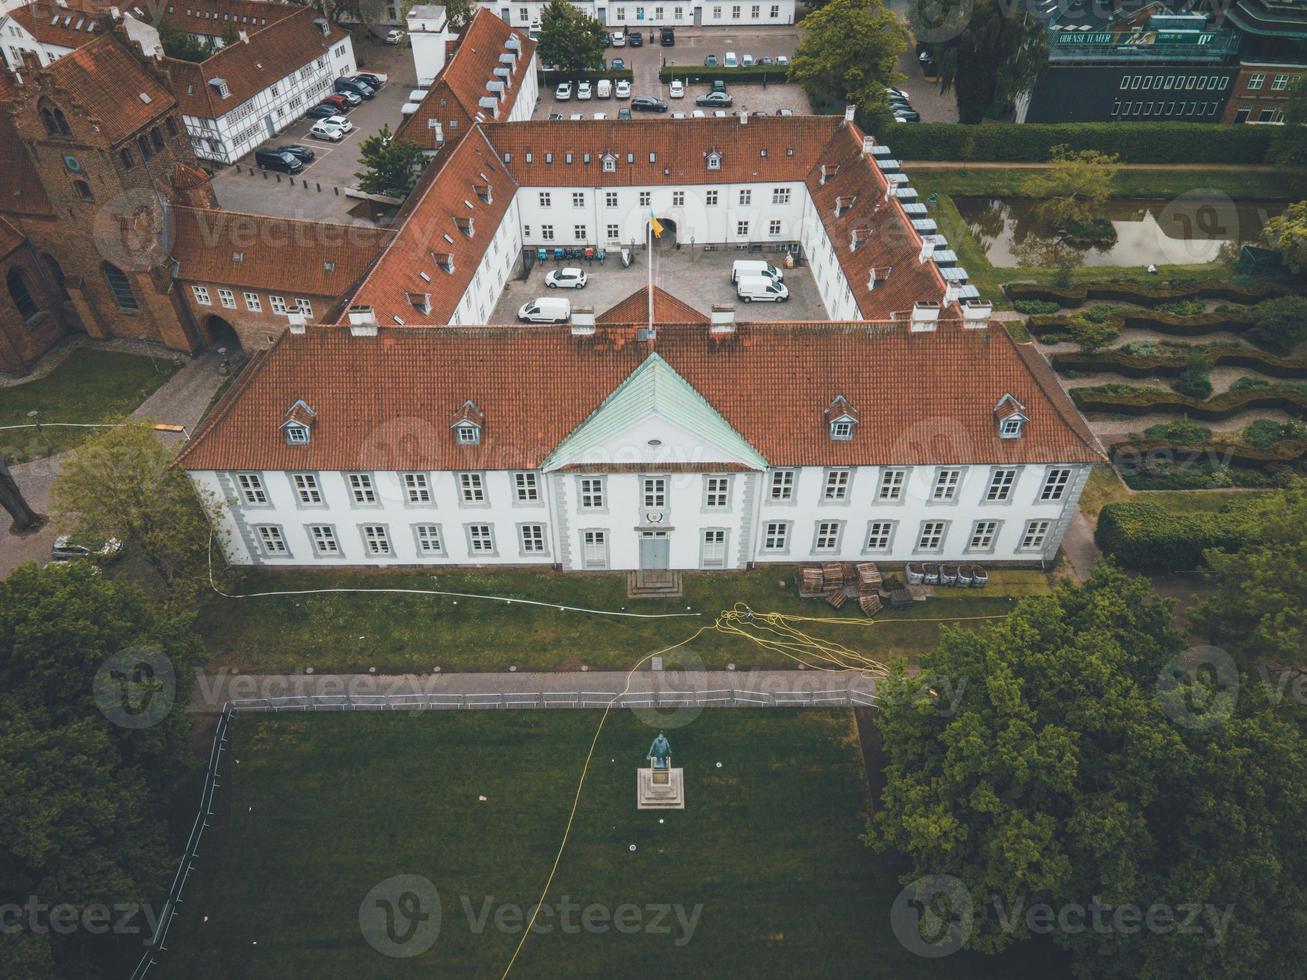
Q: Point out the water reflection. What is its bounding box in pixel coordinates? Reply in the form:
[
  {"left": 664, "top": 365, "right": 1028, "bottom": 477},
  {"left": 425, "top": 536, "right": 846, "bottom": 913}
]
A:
[{"left": 954, "top": 196, "right": 1285, "bottom": 267}]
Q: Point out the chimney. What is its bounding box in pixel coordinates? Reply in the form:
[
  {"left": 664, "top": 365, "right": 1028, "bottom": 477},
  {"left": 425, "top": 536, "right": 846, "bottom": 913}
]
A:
[
  {"left": 963, "top": 300, "right": 993, "bottom": 329},
  {"left": 709, "top": 304, "right": 735, "bottom": 336},
  {"left": 571, "top": 307, "right": 596, "bottom": 335},
  {"left": 287, "top": 312, "right": 307, "bottom": 335},
  {"left": 943, "top": 281, "right": 958, "bottom": 306},
  {"left": 820, "top": 164, "right": 828, "bottom": 186},
  {"left": 348, "top": 306, "right": 378, "bottom": 335},
  {"left": 918, "top": 237, "right": 933, "bottom": 264},
  {"left": 739, "top": 111, "right": 747, "bottom": 124},
  {"left": 910, "top": 301, "right": 941, "bottom": 333},
  {"left": 862, "top": 135, "right": 875, "bottom": 154},
  {"left": 844, "top": 104, "right": 856, "bottom": 123}
]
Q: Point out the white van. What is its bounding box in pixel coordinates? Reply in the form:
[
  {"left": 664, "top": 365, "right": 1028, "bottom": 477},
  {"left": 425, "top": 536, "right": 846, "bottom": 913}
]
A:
[
  {"left": 597, "top": 78, "right": 612, "bottom": 99},
  {"left": 736, "top": 276, "right": 789, "bottom": 303},
  {"left": 731, "top": 259, "right": 784, "bottom": 283},
  {"left": 518, "top": 296, "right": 571, "bottom": 322}
]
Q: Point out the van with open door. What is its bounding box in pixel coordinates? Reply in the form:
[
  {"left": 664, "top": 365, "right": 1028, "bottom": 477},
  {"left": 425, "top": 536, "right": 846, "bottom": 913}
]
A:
[
  {"left": 736, "top": 276, "right": 789, "bottom": 303},
  {"left": 731, "top": 259, "right": 783, "bottom": 283}
]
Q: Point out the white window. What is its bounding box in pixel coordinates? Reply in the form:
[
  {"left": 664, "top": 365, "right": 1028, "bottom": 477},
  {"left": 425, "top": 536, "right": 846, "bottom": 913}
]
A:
[
  {"left": 403, "top": 472, "right": 431, "bottom": 503},
  {"left": 459, "top": 472, "right": 486, "bottom": 504},
  {"left": 308, "top": 524, "right": 338, "bottom": 555},
  {"left": 917, "top": 520, "right": 947, "bottom": 552},
  {"left": 574, "top": 224, "right": 587, "bottom": 241},
  {"left": 814, "top": 520, "right": 842, "bottom": 552},
  {"left": 830, "top": 419, "right": 853, "bottom": 441},
  {"left": 769, "top": 469, "right": 794, "bottom": 501},
  {"left": 520, "top": 523, "right": 546, "bottom": 554},
  {"left": 932, "top": 468, "right": 961, "bottom": 501},
  {"left": 269, "top": 295, "right": 287, "bottom": 314},
  {"left": 572, "top": 191, "right": 585, "bottom": 208},
  {"left": 582, "top": 529, "right": 607, "bottom": 568},
  {"left": 455, "top": 424, "right": 480, "bottom": 445},
  {"left": 514, "top": 472, "right": 539, "bottom": 502},
  {"left": 1000, "top": 416, "right": 1024, "bottom": 438},
  {"left": 823, "top": 468, "right": 850, "bottom": 501},
  {"left": 539, "top": 191, "right": 551, "bottom": 207},
  {"left": 579, "top": 477, "right": 605, "bottom": 510},
  {"left": 607, "top": 223, "right": 619, "bottom": 239},
  {"left": 362, "top": 524, "right": 391, "bottom": 555},
  {"left": 1040, "top": 468, "right": 1072, "bottom": 502},
  {"left": 1273, "top": 73, "right": 1290, "bottom": 91},
  {"left": 349, "top": 473, "right": 376, "bottom": 504},
  {"left": 642, "top": 477, "right": 666, "bottom": 509},
  {"left": 736, "top": 220, "right": 749, "bottom": 236},
  {"left": 605, "top": 191, "right": 618, "bottom": 207},
  {"left": 415, "top": 524, "right": 444, "bottom": 554},
  {"left": 256, "top": 525, "right": 286, "bottom": 555},
  {"left": 864, "top": 521, "right": 895, "bottom": 552},
  {"left": 639, "top": 191, "right": 651, "bottom": 206},
  {"left": 191, "top": 284, "right": 211, "bottom": 305},
  {"left": 540, "top": 225, "right": 554, "bottom": 241},
  {"left": 769, "top": 219, "right": 782, "bottom": 236},
  {"left": 763, "top": 521, "right": 789, "bottom": 551},
  {"left": 706, "top": 189, "right": 718, "bottom": 205},
  {"left": 771, "top": 187, "right": 790, "bottom": 205},
  {"left": 969, "top": 520, "right": 998, "bottom": 551},
  {"left": 672, "top": 190, "right": 685, "bottom": 206},
  {"left": 702, "top": 528, "right": 727, "bottom": 568},
  {"left": 1248, "top": 72, "right": 1265, "bottom": 90},
  {"left": 986, "top": 468, "right": 1017, "bottom": 502},
  {"left": 704, "top": 475, "right": 730, "bottom": 509},
  {"left": 218, "top": 288, "right": 235, "bottom": 309},
  {"left": 292, "top": 473, "right": 321, "bottom": 504},
  {"left": 739, "top": 189, "right": 751, "bottom": 206},
  {"left": 468, "top": 523, "right": 495, "bottom": 553},
  {"left": 243, "top": 291, "right": 261, "bottom": 312},
  {"left": 878, "top": 469, "right": 905, "bottom": 501},
  {"left": 1021, "top": 519, "right": 1052, "bottom": 551},
  {"left": 295, "top": 298, "right": 312, "bottom": 317},
  {"left": 237, "top": 473, "right": 267, "bottom": 504}
]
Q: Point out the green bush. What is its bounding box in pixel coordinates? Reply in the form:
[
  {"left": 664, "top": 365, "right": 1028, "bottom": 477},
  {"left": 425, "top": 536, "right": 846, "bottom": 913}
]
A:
[
  {"left": 1072, "top": 383, "right": 1307, "bottom": 419},
  {"left": 1244, "top": 419, "right": 1307, "bottom": 448},
  {"left": 1007, "top": 281, "right": 1291, "bottom": 309},
  {"left": 539, "top": 68, "right": 635, "bottom": 84},
  {"left": 1156, "top": 299, "right": 1206, "bottom": 317},
  {"left": 658, "top": 65, "right": 791, "bottom": 84},
  {"left": 1066, "top": 318, "right": 1121, "bottom": 351},
  {"left": 1014, "top": 299, "right": 1061, "bottom": 315},
  {"left": 1096, "top": 501, "right": 1253, "bottom": 572},
  {"left": 1171, "top": 351, "right": 1214, "bottom": 400},
  {"left": 1247, "top": 296, "right": 1307, "bottom": 356},
  {"left": 884, "top": 122, "right": 1273, "bottom": 164},
  {"left": 1143, "top": 419, "right": 1212, "bottom": 444}
]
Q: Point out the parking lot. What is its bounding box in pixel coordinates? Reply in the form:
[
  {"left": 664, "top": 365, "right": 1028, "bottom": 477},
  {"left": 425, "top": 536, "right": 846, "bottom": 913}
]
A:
[
  {"left": 533, "top": 25, "right": 811, "bottom": 119},
  {"left": 489, "top": 243, "right": 828, "bottom": 323},
  {"left": 210, "top": 35, "right": 418, "bottom": 223}
]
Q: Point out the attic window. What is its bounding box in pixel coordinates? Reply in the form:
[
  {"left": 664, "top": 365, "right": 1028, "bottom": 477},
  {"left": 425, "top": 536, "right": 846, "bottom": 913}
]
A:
[
  {"left": 583, "top": 153, "right": 591, "bottom": 164},
  {"left": 474, "top": 184, "right": 491, "bottom": 203},
  {"left": 456, "top": 216, "right": 474, "bottom": 237},
  {"left": 787, "top": 147, "right": 794, "bottom": 156},
  {"left": 706, "top": 151, "right": 721, "bottom": 171},
  {"left": 434, "top": 252, "right": 454, "bottom": 273},
  {"left": 759, "top": 148, "right": 767, "bottom": 157},
  {"left": 408, "top": 292, "right": 432, "bottom": 315},
  {"left": 835, "top": 195, "right": 857, "bottom": 217},
  {"left": 525, "top": 151, "right": 533, "bottom": 162},
  {"left": 284, "top": 422, "right": 310, "bottom": 445},
  {"left": 825, "top": 396, "right": 859, "bottom": 442},
  {"left": 232, "top": 251, "right": 244, "bottom": 262},
  {"left": 602, "top": 153, "right": 616, "bottom": 173},
  {"left": 281, "top": 400, "right": 316, "bottom": 445},
  {"left": 504, "top": 152, "right": 512, "bottom": 163},
  {"left": 545, "top": 152, "right": 553, "bottom": 164},
  {"left": 999, "top": 416, "right": 1025, "bottom": 438},
  {"left": 648, "top": 152, "right": 656, "bottom": 163},
  {"left": 830, "top": 420, "right": 854, "bottom": 440},
  {"left": 565, "top": 153, "right": 573, "bottom": 164},
  {"left": 455, "top": 424, "right": 480, "bottom": 445},
  {"left": 627, "top": 152, "right": 634, "bottom": 164},
  {"left": 324, "top": 261, "right": 336, "bottom": 272}
]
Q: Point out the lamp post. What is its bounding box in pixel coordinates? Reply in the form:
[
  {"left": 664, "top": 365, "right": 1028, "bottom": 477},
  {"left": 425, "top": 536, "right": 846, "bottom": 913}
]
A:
[{"left": 217, "top": 346, "right": 230, "bottom": 377}]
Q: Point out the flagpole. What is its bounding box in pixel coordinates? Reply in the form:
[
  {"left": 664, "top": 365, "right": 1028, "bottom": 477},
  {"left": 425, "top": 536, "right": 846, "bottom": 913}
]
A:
[{"left": 647, "top": 209, "right": 653, "bottom": 332}]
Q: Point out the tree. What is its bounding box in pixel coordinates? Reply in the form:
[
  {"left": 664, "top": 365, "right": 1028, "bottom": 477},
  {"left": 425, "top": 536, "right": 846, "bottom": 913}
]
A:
[
  {"left": 445, "top": 0, "right": 475, "bottom": 30},
  {"left": 1195, "top": 480, "right": 1307, "bottom": 673},
  {"left": 537, "top": 0, "right": 605, "bottom": 74},
  {"left": 787, "top": 0, "right": 905, "bottom": 112},
  {"left": 354, "top": 126, "right": 427, "bottom": 198},
  {"left": 50, "top": 421, "right": 216, "bottom": 598},
  {"left": 919, "top": 0, "right": 1047, "bottom": 123},
  {"left": 1247, "top": 295, "right": 1307, "bottom": 354},
  {"left": 1261, "top": 200, "right": 1307, "bottom": 275},
  {"left": 158, "top": 20, "right": 215, "bottom": 63},
  {"left": 1285, "top": 72, "right": 1307, "bottom": 126},
  {"left": 0, "top": 453, "right": 43, "bottom": 533},
  {"left": 869, "top": 564, "right": 1307, "bottom": 977},
  {"left": 1019, "top": 145, "right": 1120, "bottom": 230}
]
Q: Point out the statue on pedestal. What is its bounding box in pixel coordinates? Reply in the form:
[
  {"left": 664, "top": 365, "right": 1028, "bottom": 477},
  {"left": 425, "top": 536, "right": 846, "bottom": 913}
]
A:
[
  {"left": 647, "top": 732, "right": 671, "bottom": 770},
  {"left": 637, "top": 731, "right": 684, "bottom": 810}
]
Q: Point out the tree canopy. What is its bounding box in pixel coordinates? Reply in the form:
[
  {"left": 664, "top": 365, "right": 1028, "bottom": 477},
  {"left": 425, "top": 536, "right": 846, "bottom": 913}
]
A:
[
  {"left": 537, "top": 0, "right": 605, "bottom": 74},
  {"left": 787, "top": 0, "right": 906, "bottom": 113},
  {"left": 869, "top": 564, "right": 1307, "bottom": 978},
  {"left": 1019, "top": 145, "right": 1120, "bottom": 229},
  {"left": 1261, "top": 199, "right": 1307, "bottom": 275},
  {"left": 354, "top": 126, "right": 428, "bottom": 198},
  {"left": 158, "top": 21, "right": 216, "bottom": 63}
]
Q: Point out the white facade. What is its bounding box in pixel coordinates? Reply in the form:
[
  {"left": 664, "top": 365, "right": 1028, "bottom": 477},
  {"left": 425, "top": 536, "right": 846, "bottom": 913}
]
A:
[
  {"left": 184, "top": 36, "right": 356, "bottom": 163},
  {"left": 448, "top": 193, "right": 525, "bottom": 324},
  {"left": 0, "top": 15, "right": 72, "bottom": 69},
  {"left": 483, "top": 0, "right": 795, "bottom": 28},
  {"left": 407, "top": 4, "right": 450, "bottom": 87}
]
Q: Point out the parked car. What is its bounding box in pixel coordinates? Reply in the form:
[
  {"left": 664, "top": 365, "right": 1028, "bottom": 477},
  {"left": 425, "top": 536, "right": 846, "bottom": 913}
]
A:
[
  {"left": 696, "top": 91, "right": 732, "bottom": 108},
  {"left": 325, "top": 115, "right": 353, "bottom": 133},
  {"left": 704, "top": 53, "right": 718, "bottom": 67},
  {"left": 555, "top": 80, "right": 572, "bottom": 101},
  {"left": 304, "top": 103, "right": 338, "bottom": 120},
  {"left": 691, "top": 109, "right": 705, "bottom": 117},
  {"left": 545, "top": 266, "right": 587, "bottom": 289},
  {"left": 661, "top": 26, "right": 675, "bottom": 45},
  {"left": 597, "top": 78, "right": 612, "bottom": 98},
  {"left": 354, "top": 72, "right": 387, "bottom": 90},
  {"left": 518, "top": 297, "right": 571, "bottom": 322},
  {"left": 776, "top": 54, "right": 789, "bottom": 66},
  {"left": 751, "top": 110, "right": 767, "bottom": 117},
  {"left": 742, "top": 53, "right": 755, "bottom": 67},
  {"left": 732, "top": 259, "right": 783, "bottom": 282},
  {"left": 724, "top": 50, "right": 737, "bottom": 67},
  {"left": 618, "top": 106, "right": 632, "bottom": 119},
  {"left": 885, "top": 85, "right": 910, "bottom": 101},
  {"left": 711, "top": 79, "right": 727, "bottom": 94},
  {"left": 736, "top": 275, "right": 789, "bottom": 303},
  {"left": 319, "top": 93, "right": 352, "bottom": 113},
  {"left": 334, "top": 78, "right": 372, "bottom": 100},
  {"left": 713, "top": 109, "right": 727, "bottom": 117},
  {"left": 615, "top": 78, "right": 631, "bottom": 98},
  {"left": 602, "top": 31, "right": 612, "bottom": 46},
  {"left": 50, "top": 535, "right": 122, "bottom": 563},
  {"left": 385, "top": 28, "right": 406, "bottom": 44},
  {"left": 592, "top": 111, "right": 607, "bottom": 119},
  {"left": 759, "top": 56, "right": 773, "bottom": 65},
  {"left": 632, "top": 95, "right": 667, "bottom": 112},
  {"left": 577, "top": 80, "right": 593, "bottom": 100},
  {"left": 611, "top": 30, "right": 626, "bottom": 46},
  {"left": 671, "top": 111, "right": 686, "bottom": 118},
  {"left": 893, "top": 109, "right": 922, "bottom": 122},
  {"left": 548, "top": 112, "right": 563, "bottom": 120},
  {"left": 775, "top": 107, "right": 794, "bottom": 116},
  {"left": 669, "top": 79, "right": 685, "bottom": 98},
  {"left": 629, "top": 30, "right": 643, "bottom": 47},
  {"left": 309, "top": 120, "right": 348, "bottom": 142},
  {"left": 611, "top": 57, "right": 625, "bottom": 69},
  {"left": 335, "top": 89, "right": 362, "bottom": 107}
]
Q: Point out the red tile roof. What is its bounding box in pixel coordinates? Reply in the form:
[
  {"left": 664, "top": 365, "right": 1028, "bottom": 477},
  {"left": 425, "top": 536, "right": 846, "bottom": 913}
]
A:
[
  {"left": 8, "top": 2, "right": 109, "bottom": 50},
  {"left": 169, "top": 206, "right": 394, "bottom": 296},
  {"left": 483, "top": 116, "right": 844, "bottom": 187},
  {"left": 0, "top": 216, "right": 26, "bottom": 258},
  {"left": 0, "top": 112, "right": 52, "bottom": 216},
  {"left": 43, "top": 32, "right": 175, "bottom": 144},
  {"left": 178, "top": 322, "right": 1104, "bottom": 473},
  {"left": 395, "top": 10, "right": 536, "bottom": 151},
  {"left": 344, "top": 128, "right": 518, "bottom": 325},
  {"left": 598, "top": 285, "right": 708, "bottom": 324},
  {"left": 158, "top": 0, "right": 296, "bottom": 41},
  {"left": 165, "top": 6, "right": 346, "bottom": 119}
]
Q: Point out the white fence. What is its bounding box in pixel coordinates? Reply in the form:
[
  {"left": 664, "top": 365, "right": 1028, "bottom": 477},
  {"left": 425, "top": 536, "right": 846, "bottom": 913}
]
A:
[{"left": 228, "top": 688, "right": 878, "bottom": 712}]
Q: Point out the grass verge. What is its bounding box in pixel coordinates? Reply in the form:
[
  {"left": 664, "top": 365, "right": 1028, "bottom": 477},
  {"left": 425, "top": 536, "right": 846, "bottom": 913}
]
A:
[{"left": 1077, "top": 463, "right": 1266, "bottom": 520}]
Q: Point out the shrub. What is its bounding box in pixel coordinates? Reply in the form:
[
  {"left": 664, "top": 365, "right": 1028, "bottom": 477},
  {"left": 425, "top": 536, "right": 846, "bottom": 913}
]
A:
[
  {"left": 1243, "top": 418, "right": 1307, "bottom": 448},
  {"left": 1143, "top": 419, "right": 1212, "bottom": 444},
  {"left": 1080, "top": 304, "right": 1122, "bottom": 324},
  {"left": 1156, "top": 298, "right": 1206, "bottom": 317},
  {"left": 1096, "top": 501, "right": 1253, "bottom": 572},
  {"left": 1014, "top": 299, "right": 1061, "bottom": 315},
  {"left": 1067, "top": 318, "right": 1121, "bottom": 351},
  {"left": 1248, "top": 296, "right": 1307, "bottom": 355},
  {"left": 1172, "top": 351, "right": 1214, "bottom": 399}
]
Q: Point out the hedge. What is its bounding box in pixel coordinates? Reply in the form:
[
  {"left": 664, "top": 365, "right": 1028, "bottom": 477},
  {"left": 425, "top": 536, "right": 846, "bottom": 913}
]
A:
[
  {"left": 1110, "top": 437, "right": 1307, "bottom": 470},
  {"left": 1070, "top": 384, "right": 1307, "bottom": 420},
  {"left": 658, "top": 66, "right": 790, "bottom": 84},
  {"left": 1095, "top": 500, "right": 1253, "bottom": 572},
  {"left": 1027, "top": 310, "right": 1256, "bottom": 343},
  {"left": 539, "top": 68, "right": 635, "bottom": 84},
  {"left": 1052, "top": 347, "right": 1307, "bottom": 381},
  {"left": 1007, "top": 281, "right": 1291, "bottom": 309},
  {"left": 885, "top": 122, "right": 1274, "bottom": 164}
]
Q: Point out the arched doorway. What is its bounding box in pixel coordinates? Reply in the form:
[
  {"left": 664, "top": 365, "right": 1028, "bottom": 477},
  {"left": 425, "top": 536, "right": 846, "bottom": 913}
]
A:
[
  {"left": 205, "top": 315, "right": 243, "bottom": 353},
  {"left": 653, "top": 217, "right": 679, "bottom": 251}
]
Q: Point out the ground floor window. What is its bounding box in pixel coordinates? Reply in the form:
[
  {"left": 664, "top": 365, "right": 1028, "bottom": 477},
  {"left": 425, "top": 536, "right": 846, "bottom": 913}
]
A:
[{"left": 582, "top": 529, "right": 607, "bottom": 568}]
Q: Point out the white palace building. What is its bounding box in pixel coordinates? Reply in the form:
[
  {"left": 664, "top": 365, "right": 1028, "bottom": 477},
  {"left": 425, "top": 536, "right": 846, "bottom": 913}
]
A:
[{"left": 178, "top": 107, "right": 1105, "bottom": 572}]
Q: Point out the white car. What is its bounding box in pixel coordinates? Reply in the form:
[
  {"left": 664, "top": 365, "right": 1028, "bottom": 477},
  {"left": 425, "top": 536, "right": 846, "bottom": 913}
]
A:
[
  {"left": 385, "top": 28, "right": 406, "bottom": 44},
  {"left": 592, "top": 112, "right": 607, "bottom": 119},
  {"left": 615, "top": 78, "right": 631, "bottom": 99},
  {"left": 671, "top": 111, "right": 686, "bottom": 118},
  {"left": 611, "top": 31, "right": 626, "bottom": 46},
  {"left": 546, "top": 267, "right": 588, "bottom": 289},
  {"left": 309, "top": 120, "right": 347, "bottom": 141},
  {"left": 713, "top": 109, "right": 727, "bottom": 117},
  {"left": 577, "top": 80, "right": 593, "bottom": 100},
  {"left": 570, "top": 112, "right": 583, "bottom": 120},
  {"left": 669, "top": 79, "right": 685, "bottom": 98},
  {"left": 742, "top": 53, "right": 755, "bottom": 67},
  {"left": 724, "top": 51, "right": 737, "bottom": 67},
  {"left": 556, "top": 81, "right": 572, "bottom": 101},
  {"left": 776, "top": 54, "right": 789, "bottom": 66},
  {"left": 50, "top": 535, "right": 122, "bottom": 562},
  {"left": 691, "top": 109, "right": 705, "bottom": 117},
  {"left": 326, "top": 114, "right": 353, "bottom": 132}
]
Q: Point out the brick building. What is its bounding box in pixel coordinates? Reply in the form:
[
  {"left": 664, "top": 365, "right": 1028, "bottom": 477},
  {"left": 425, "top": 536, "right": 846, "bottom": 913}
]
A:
[{"left": 1220, "top": 62, "right": 1307, "bottom": 123}]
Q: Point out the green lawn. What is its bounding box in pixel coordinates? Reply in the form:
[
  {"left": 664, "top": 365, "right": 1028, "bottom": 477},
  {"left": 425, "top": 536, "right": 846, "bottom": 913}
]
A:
[
  {"left": 911, "top": 167, "right": 1303, "bottom": 201},
  {"left": 160, "top": 711, "right": 1051, "bottom": 979},
  {"left": 198, "top": 566, "right": 1045, "bottom": 673},
  {"left": 0, "top": 348, "right": 179, "bottom": 462}
]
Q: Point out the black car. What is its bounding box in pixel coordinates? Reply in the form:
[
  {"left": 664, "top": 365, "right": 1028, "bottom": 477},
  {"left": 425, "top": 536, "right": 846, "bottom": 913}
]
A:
[
  {"left": 277, "top": 144, "right": 316, "bottom": 163},
  {"left": 602, "top": 31, "right": 612, "bottom": 46},
  {"left": 631, "top": 95, "right": 667, "bottom": 112},
  {"left": 304, "top": 103, "right": 337, "bottom": 119},
  {"left": 660, "top": 26, "right": 675, "bottom": 45},
  {"left": 629, "top": 30, "right": 643, "bottom": 47},
  {"left": 354, "top": 72, "right": 386, "bottom": 90},
  {"left": 254, "top": 148, "right": 303, "bottom": 173},
  {"left": 334, "top": 77, "right": 375, "bottom": 100},
  {"left": 695, "top": 91, "right": 733, "bottom": 107}
]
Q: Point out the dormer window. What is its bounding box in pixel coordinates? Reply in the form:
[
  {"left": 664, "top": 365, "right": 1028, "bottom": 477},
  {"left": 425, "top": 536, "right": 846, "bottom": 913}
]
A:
[
  {"left": 830, "top": 420, "right": 853, "bottom": 440},
  {"left": 456, "top": 424, "right": 480, "bottom": 444},
  {"left": 408, "top": 292, "right": 431, "bottom": 315},
  {"left": 993, "top": 394, "right": 1028, "bottom": 439},
  {"left": 707, "top": 151, "right": 721, "bottom": 171},
  {"left": 456, "top": 216, "right": 474, "bottom": 237},
  {"left": 999, "top": 416, "right": 1025, "bottom": 439},
  {"left": 280, "top": 399, "right": 316, "bottom": 445},
  {"left": 285, "top": 422, "right": 310, "bottom": 444},
  {"left": 824, "top": 396, "right": 859, "bottom": 442},
  {"left": 451, "top": 399, "right": 484, "bottom": 446},
  {"left": 601, "top": 153, "right": 616, "bottom": 173}
]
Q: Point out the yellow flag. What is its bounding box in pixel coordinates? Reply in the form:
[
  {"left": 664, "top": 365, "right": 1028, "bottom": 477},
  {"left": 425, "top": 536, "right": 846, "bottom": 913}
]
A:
[{"left": 650, "top": 216, "right": 664, "bottom": 238}]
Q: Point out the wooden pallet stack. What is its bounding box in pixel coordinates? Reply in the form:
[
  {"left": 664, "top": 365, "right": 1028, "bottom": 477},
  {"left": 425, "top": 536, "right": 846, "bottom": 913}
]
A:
[{"left": 798, "top": 562, "right": 887, "bottom": 616}]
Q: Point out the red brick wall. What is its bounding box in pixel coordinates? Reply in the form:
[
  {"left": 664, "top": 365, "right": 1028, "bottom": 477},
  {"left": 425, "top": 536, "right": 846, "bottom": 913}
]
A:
[
  {"left": 0, "top": 246, "right": 73, "bottom": 375},
  {"left": 177, "top": 283, "right": 342, "bottom": 353},
  {"left": 1221, "top": 65, "right": 1307, "bottom": 124}
]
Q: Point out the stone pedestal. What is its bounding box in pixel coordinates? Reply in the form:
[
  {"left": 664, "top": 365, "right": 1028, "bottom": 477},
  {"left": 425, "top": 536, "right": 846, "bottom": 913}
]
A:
[{"left": 637, "top": 766, "right": 685, "bottom": 810}]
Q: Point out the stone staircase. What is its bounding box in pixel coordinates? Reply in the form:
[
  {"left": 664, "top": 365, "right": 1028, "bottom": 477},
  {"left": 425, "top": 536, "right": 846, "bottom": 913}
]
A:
[{"left": 627, "top": 569, "right": 683, "bottom": 598}]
